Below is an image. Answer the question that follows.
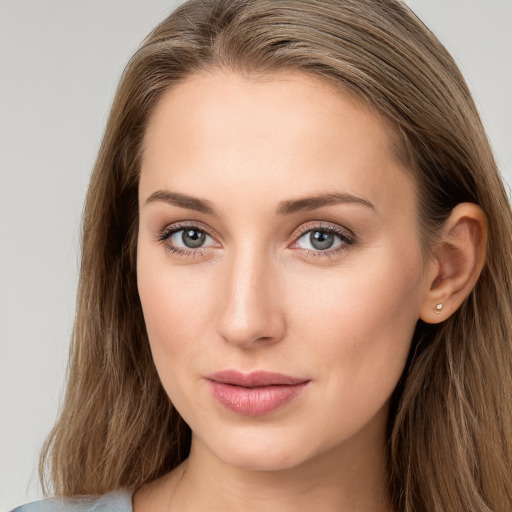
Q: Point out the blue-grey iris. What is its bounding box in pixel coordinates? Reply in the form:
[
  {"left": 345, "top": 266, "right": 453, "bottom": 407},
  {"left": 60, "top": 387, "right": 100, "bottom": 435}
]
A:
[
  {"left": 182, "top": 229, "right": 206, "bottom": 248},
  {"left": 310, "top": 231, "right": 334, "bottom": 250}
]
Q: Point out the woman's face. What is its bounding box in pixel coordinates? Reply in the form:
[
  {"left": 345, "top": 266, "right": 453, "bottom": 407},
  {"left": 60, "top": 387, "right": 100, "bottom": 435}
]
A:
[{"left": 137, "top": 70, "right": 432, "bottom": 471}]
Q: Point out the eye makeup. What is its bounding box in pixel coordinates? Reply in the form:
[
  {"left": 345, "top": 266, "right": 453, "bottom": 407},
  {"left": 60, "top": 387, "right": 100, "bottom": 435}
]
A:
[
  {"left": 290, "top": 222, "right": 355, "bottom": 259},
  {"left": 156, "top": 219, "right": 356, "bottom": 261},
  {"left": 156, "top": 221, "right": 218, "bottom": 258}
]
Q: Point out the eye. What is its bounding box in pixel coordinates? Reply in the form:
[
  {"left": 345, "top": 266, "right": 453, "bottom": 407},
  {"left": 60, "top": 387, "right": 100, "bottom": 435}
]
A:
[
  {"left": 299, "top": 230, "right": 339, "bottom": 251},
  {"left": 171, "top": 228, "right": 211, "bottom": 249},
  {"left": 158, "top": 224, "right": 218, "bottom": 255},
  {"left": 292, "top": 224, "right": 354, "bottom": 257}
]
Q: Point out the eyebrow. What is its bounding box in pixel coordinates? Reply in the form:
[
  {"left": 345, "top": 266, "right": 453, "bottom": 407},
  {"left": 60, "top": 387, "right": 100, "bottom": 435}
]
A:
[
  {"left": 276, "top": 192, "right": 374, "bottom": 215},
  {"left": 144, "top": 190, "right": 374, "bottom": 216},
  {"left": 145, "top": 191, "right": 217, "bottom": 216}
]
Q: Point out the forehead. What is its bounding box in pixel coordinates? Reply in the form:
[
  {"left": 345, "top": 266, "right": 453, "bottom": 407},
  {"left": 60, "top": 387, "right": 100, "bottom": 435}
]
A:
[{"left": 140, "top": 69, "right": 415, "bottom": 218}]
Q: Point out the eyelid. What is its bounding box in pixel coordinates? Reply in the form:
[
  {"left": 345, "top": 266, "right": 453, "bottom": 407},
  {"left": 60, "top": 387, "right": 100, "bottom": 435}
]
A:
[
  {"left": 292, "top": 221, "right": 355, "bottom": 241},
  {"left": 157, "top": 221, "right": 219, "bottom": 242},
  {"left": 289, "top": 222, "right": 356, "bottom": 258},
  {"left": 156, "top": 220, "right": 355, "bottom": 258},
  {"left": 156, "top": 221, "right": 221, "bottom": 257}
]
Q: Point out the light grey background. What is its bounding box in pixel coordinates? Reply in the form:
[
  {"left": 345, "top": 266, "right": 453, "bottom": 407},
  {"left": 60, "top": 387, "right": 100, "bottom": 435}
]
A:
[{"left": 0, "top": 0, "right": 510, "bottom": 509}]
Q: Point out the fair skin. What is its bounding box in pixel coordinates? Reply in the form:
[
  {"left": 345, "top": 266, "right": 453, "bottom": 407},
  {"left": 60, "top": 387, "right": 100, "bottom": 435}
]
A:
[{"left": 133, "top": 70, "right": 486, "bottom": 512}]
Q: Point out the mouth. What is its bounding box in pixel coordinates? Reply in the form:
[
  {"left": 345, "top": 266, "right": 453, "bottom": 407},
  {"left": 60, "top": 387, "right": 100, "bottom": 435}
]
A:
[{"left": 205, "top": 370, "right": 310, "bottom": 416}]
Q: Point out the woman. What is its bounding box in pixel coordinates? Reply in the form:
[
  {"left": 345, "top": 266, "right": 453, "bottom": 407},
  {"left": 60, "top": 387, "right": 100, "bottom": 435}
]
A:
[{"left": 13, "top": 0, "right": 512, "bottom": 511}]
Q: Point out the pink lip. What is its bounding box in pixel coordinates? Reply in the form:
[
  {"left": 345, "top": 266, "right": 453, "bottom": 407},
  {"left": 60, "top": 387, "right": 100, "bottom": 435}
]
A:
[{"left": 205, "top": 370, "right": 310, "bottom": 416}]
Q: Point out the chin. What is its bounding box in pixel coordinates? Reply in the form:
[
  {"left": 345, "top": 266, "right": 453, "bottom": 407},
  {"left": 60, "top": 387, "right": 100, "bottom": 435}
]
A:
[
  {"left": 194, "top": 423, "right": 322, "bottom": 472},
  {"left": 217, "top": 447, "right": 308, "bottom": 473}
]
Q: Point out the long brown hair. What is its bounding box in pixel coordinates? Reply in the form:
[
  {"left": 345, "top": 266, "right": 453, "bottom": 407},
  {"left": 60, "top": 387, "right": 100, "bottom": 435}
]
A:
[{"left": 40, "top": 1, "right": 512, "bottom": 510}]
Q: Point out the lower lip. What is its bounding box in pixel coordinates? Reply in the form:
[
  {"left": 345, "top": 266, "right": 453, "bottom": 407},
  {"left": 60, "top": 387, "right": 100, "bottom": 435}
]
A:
[{"left": 206, "top": 380, "right": 309, "bottom": 416}]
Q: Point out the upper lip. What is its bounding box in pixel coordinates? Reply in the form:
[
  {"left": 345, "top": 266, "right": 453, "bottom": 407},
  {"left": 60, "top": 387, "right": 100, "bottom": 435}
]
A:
[{"left": 205, "top": 370, "right": 309, "bottom": 387}]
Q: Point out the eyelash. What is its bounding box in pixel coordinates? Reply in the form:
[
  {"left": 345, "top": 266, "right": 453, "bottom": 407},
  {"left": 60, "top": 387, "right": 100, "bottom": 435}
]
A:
[
  {"left": 156, "top": 222, "right": 355, "bottom": 260},
  {"left": 292, "top": 223, "right": 355, "bottom": 259},
  {"left": 156, "top": 222, "right": 214, "bottom": 258}
]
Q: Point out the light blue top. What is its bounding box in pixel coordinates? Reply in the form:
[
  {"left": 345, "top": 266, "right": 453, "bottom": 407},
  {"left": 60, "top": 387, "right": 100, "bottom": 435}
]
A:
[{"left": 10, "top": 489, "right": 133, "bottom": 512}]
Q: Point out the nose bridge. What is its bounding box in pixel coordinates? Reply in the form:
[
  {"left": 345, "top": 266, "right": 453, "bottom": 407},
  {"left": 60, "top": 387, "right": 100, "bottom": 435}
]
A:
[{"left": 216, "top": 241, "right": 284, "bottom": 348}]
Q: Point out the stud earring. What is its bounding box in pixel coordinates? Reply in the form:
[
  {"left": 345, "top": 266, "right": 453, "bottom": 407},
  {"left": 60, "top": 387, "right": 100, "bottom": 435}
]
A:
[{"left": 435, "top": 303, "right": 443, "bottom": 313}]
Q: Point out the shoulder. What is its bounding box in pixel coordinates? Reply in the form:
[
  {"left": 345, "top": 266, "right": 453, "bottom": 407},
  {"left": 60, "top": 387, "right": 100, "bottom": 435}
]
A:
[{"left": 10, "top": 489, "right": 133, "bottom": 512}]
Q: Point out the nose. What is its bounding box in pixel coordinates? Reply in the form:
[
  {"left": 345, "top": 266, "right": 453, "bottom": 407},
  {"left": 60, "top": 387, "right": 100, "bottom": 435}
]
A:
[{"left": 215, "top": 247, "right": 286, "bottom": 349}]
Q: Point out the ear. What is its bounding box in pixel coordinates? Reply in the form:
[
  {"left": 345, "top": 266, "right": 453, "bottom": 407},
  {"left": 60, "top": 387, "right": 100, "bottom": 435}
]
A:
[{"left": 419, "top": 203, "right": 487, "bottom": 324}]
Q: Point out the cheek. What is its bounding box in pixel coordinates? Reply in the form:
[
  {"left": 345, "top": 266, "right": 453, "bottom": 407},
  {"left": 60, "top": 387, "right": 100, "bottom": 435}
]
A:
[
  {"left": 136, "top": 247, "right": 217, "bottom": 388},
  {"left": 137, "top": 233, "right": 424, "bottom": 434},
  {"left": 288, "top": 247, "right": 423, "bottom": 403}
]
